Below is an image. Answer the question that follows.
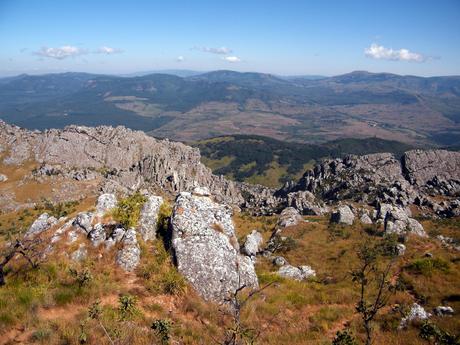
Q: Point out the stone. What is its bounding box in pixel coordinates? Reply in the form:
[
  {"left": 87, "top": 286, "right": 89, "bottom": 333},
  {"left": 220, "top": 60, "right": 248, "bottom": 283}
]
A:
[
  {"left": 71, "top": 244, "right": 88, "bottom": 262},
  {"left": 0, "top": 173, "right": 7, "bottom": 182},
  {"left": 399, "top": 303, "right": 431, "bottom": 329},
  {"left": 192, "top": 186, "right": 211, "bottom": 197},
  {"left": 384, "top": 206, "right": 426, "bottom": 237},
  {"left": 26, "top": 213, "right": 58, "bottom": 237},
  {"left": 277, "top": 265, "right": 316, "bottom": 281},
  {"left": 433, "top": 306, "right": 454, "bottom": 316},
  {"left": 277, "top": 207, "right": 303, "bottom": 228},
  {"left": 360, "top": 213, "right": 373, "bottom": 224},
  {"left": 72, "top": 212, "right": 94, "bottom": 234},
  {"left": 242, "top": 230, "right": 263, "bottom": 257},
  {"left": 105, "top": 227, "right": 126, "bottom": 249},
  {"left": 96, "top": 194, "right": 117, "bottom": 216},
  {"left": 395, "top": 243, "right": 406, "bottom": 256},
  {"left": 330, "top": 205, "right": 355, "bottom": 225},
  {"left": 115, "top": 228, "right": 141, "bottom": 272},
  {"left": 171, "top": 192, "right": 258, "bottom": 302},
  {"left": 88, "top": 223, "right": 106, "bottom": 246},
  {"left": 273, "top": 256, "right": 287, "bottom": 267},
  {"left": 138, "top": 194, "right": 164, "bottom": 241},
  {"left": 286, "top": 191, "right": 328, "bottom": 215}
]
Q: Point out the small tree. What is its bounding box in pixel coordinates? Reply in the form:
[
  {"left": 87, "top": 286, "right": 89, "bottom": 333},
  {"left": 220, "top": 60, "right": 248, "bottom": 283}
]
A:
[
  {"left": 0, "top": 236, "right": 44, "bottom": 286},
  {"left": 351, "top": 241, "right": 395, "bottom": 345}
]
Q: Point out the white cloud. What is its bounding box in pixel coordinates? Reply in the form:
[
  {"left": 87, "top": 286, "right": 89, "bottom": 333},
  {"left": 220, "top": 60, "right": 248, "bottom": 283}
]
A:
[
  {"left": 364, "top": 43, "right": 425, "bottom": 62},
  {"left": 222, "top": 56, "right": 241, "bottom": 63},
  {"left": 176, "top": 55, "right": 185, "bottom": 62},
  {"left": 194, "top": 46, "right": 232, "bottom": 55},
  {"left": 34, "top": 45, "right": 86, "bottom": 59},
  {"left": 95, "top": 46, "right": 123, "bottom": 54}
]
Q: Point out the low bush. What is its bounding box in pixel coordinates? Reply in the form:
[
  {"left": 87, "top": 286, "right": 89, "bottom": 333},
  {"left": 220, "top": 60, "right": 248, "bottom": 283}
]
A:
[
  {"left": 407, "top": 258, "right": 450, "bottom": 276},
  {"left": 112, "top": 192, "right": 147, "bottom": 228}
]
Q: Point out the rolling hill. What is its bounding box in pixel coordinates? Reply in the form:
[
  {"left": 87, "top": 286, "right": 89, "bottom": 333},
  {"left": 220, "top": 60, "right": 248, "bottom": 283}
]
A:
[{"left": 1, "top": 70, "right": 460, "bottom": 146}]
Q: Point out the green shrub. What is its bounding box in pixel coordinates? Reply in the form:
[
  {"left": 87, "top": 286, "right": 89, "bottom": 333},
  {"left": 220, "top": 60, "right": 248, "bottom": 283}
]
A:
[
  {"left": 332, "top": 329, "right": 357, "bottom": 345},
  {"left": 69, "top": 268, "right": 93, "bottom": 288},
  {"left": 419, "top": 321, "right": 460, "bottom": 345},
  {"left": 118, "top": 294, "right": 138, "bottom": 320},
  {"left": 151, "top": 319, "right": 173, "bottom": 344},
  {"left": 408, "top": 258, "right": 450, "bottom": 276},
  {"left": 267, "top": 235, "right": 298, "bottom": 253},
  {"left": 160, "top": 269, "right": 186, "bottom": 296},
  {"left": 112, "top": 192, "right": 147, "bottom": 228},
  {"left": 157, "top": 201, "right": 172, "bottom": 239}
]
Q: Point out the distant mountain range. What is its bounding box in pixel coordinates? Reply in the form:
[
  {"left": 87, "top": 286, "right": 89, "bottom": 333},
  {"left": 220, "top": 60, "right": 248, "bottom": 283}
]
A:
[{"left": 1, "top": 70, "right": 459, "bottom": 146}]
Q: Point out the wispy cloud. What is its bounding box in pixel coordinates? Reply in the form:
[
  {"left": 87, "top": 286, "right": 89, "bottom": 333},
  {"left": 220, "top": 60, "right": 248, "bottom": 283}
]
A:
[
  {"left": 176, "top": 55, "right": 185, "bottom": 62},
  {"left": 194, "top": 46, "right": 232, "bottom": 55},
  {"left": 364, "top": 43, "right": 425, "bottom": 62},
  {"left": 34, "top": 45, "right": 86, "bottom": 59},
  {"left": 222, "top": 56, "right": 241, "bottom": 63},
  {"left": 95, "top": 46, "right": 123, "bottom": 54}
]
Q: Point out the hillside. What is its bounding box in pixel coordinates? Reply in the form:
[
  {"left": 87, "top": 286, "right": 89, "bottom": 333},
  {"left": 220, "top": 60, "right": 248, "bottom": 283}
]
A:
[
  {"left": 193, "top": 135, "right": 414, "bottom": 187},
  {"left": 1, "top": 70, "right": 460, "bottom": 146}
]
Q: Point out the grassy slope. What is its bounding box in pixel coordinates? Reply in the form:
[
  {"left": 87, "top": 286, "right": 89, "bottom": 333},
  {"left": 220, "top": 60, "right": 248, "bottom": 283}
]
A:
[
  {"left": 1, "top": 203, "right": 459, "bottom": 344},
  {"left": 193, "top": 135, "right": 414, "bottom": 188}
]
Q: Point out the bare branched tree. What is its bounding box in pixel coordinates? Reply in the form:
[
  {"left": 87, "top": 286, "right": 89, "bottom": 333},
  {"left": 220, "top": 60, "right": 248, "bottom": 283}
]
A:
[
  {"left": 0, "top": 236, "right": 45, "bottom": 286},
  {"left": 351, "top": 241, "right": 395, "bottom": 345}
]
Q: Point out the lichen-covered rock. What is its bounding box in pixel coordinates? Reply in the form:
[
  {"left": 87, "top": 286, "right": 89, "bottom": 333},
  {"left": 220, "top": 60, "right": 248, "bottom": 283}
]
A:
[
  {"left": 384, "top": 206, "right": 426, "bottom": 237},
  {"left": 171, "top": 191, "right": 258, "bottom": 302},
  {"left": 115, "top": 228, "right": 141, "bottom": 272},
  {"left": 331, "top": 205, "right": 355, "bottom": 225},
  {"left": 277, "top": 265, "right": 316, "bottom": 281},
  {"left": 138, "top": 195, "right": 163, "bottom": 241},
  {"left": 242, "top": 230, "right": 263, "bottom": 257},
  {"left": 88, "top": 223, "right": 107, "bottom": 246},
  {"left": 26, "top": 213, "right": 58, "bottom": 237},
  {"left": 96, "top": 194, "right": 117, "bottom": 216},
  {"left": 277, "top": 207, "right": 302, "bottom": 228},
  {"left": 273, "top": 256, "right": 287, "bottom": 267},
  {"left": 72, "top": 212, "right": 94, "bottom": 234},
  {"left": 360, "top": 213, "right": 373, "bottom": 224},
  {"left": 399, "top": 303, "right": 431, "bottom": 328}
]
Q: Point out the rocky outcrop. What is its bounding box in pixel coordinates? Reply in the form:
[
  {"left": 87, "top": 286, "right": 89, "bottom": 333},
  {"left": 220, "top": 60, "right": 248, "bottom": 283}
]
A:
[
  {"left": 171, "top": 191, "right": 258, "bottom": 302},
  {"left": 96, "top": 194, "right": 117, "bottom": 216},
  {"left": 26, "top": 213, "right": 58, "bottom": 237},
  {"left": 383, "top": 205, "right": 426, "bottom": 237},
  {"left": 0, "top": 121, "right": 243, "bottom": 206},
  {"left": 115, "top": 228, "right": 141, "bottom": 272},
  {"left": 242, "top": 230, "right": 263, "bottom": 257},
  {"left": 138, "top": 195, "right": 163, "bottom": 241},
  {"left": 278, "top": 265, "right": 316, "bottom": 281},
  {"left": 399, "top": 303, "right": 431, "bottom": 329},
  {"left": 331, "top": 205, "right": 355, "bottom": 225},
  {"left": 285, "top": 190, "right": 329, "bottom": 215},
  {"left": 277, "top": 207, "right": 303, "bottom": 228}
]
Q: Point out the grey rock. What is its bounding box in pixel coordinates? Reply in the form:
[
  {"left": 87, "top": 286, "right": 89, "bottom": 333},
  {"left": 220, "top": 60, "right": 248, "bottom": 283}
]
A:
[
  {"left": 331, "top": 205, "right": 355, "bottom": 225},
  {"left": 273, "top": 256, "right": 287, "bottom": 267},
  {"left": 72, "top": 212, "right": 94, "bottom": 234},
  {"left": 360, "top": 213, "right": 373, "bottom": 224},
  {"left": 242, "top": 230, "right": 263, "bottom": 257},
  {"left": 277, "top": 207, "right": 302, "bottom": 228},
  {"left": 171, "top": 191, "right": 258, "bottom": 302},
  {"left": 96, "top": 193, "right": 117, "bottom": 216},
  {"left": 384, "top": 206, "right": 426, "bottom": 237},
  {"left": 138, "top": 194, "right": 163, "bottom": 241},
  {"left": 115, "top": 228, "right": 141, "bottom": 272},
  {"left": 105, "top": 226, "right": 126, "bottom": 249},
  {"left": 71, "top": 244, "right": 88, "bottom": 262},
  {"left": 26, "top": 213, "right": 58, "bottom": 237},
  {"left": 88, "top": 223, "right": 107, "bottom": 246},
  {"left": 277, "top": 265, "right": 316, "bottom": 281},
  {"left": 433, "top": 306, "right": 454, "bottom": 316},
  {"left": 192, "top": 186, "right": 211, "bottom": 197},
  {"left": 286, "top": 191, "right": 328, "bottom": 215},
  {"left": 395, "top": 243, "right": 406, "bottom": 256},
  {"left": 399, "top": 303, "right": 431, "bottom": 328},
  {"left": 0, "top": 173, "right": 7, "bottom": 182}
]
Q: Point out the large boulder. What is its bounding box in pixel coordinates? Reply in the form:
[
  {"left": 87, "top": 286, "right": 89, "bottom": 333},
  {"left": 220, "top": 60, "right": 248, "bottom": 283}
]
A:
[
  {"left": 115, "top": 228, "right": 141, "bottom": 272},
  {"left": 72, "top": 212, "right": 94, "bottom": 234},
  {"left": 399, "top": 303, "right": 431, "bottom": 329},
  {"left": 242, "top": 230, "right": 263, "bottom": 257},
  {"left": 278, "top": 265, "right": 316, "bottom": 281},
  {"left": 384, "top": 206, "right": 426, "bottom": 237},
  {"left": 26, "top": 213, "right": 58, "bottom": 237},
  {"left": 171, "top": 191, "right": 258, "bottom": 302},
  {"left": 330, "top": 205, "right": 355, "bottom": 225},
  {"left": 277, "top": 207, "right": 303, "bottom": 228},
  {"left": 286, "top": 191, "right": 328, "bottom": 215},
  {"left": 138, "top": 195, "right": 163, "bottom": 241}
]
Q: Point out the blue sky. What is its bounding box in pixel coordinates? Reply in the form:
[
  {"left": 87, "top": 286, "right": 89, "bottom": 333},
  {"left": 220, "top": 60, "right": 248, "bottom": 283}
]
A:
[{"left": 0, "top": 0, "right": 459, "bottom": 76}]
